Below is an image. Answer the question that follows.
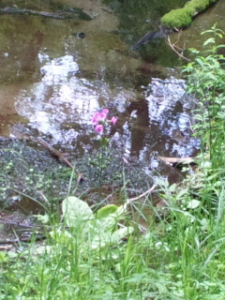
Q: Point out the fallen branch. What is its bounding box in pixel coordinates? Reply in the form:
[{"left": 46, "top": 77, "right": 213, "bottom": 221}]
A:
[
  {"left": 34, "top": 137, "right": 74, "bottom": 169},
  {"left": 127, "top": 184, "right": 157, "bottom": 203},
  {"left": 166, "top": 33, "right": 190, "bottom": 62},
  {"left": 12, "top": 126, "right": 85, "bottom": 182},
  {"left": 33, "top": 137, "right": 84, "bottom": 182},
  {"left": 158, "top": 156, "right": 197, "bottom": 167}
]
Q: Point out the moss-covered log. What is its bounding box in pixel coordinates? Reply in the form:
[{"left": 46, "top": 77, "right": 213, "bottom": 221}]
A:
[{"left": 161, "top": 0, "right": 218, "bottom": 28}]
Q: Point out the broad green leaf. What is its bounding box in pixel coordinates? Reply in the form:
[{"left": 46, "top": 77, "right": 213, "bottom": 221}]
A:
[
  {"left": 199, "top": 218, "right": 208, "bottom": 231},
  {"left": 92, "top": 204, "right": 130, "bottom": 238},
  {"left": 189, "top": 48, "right": 199, "bottom": 54},
  {"left": 169, "top": 183, "right": 177, "bottom": 193},
  {"left": 91, "top": 226, "right": 134, "bottom": 249},
  {"left": 35, "top": 213, "right": 49, "bottom": 224},
  {"left": 95, "top": 204, "right": 118, "bottom": 219},
  {"left": 116, "top": 205, "right": 127, "bottom": 215},
  {"left": 50, "top": 229, "right": 73, "bottom": 244},
  {"left": 92, "top": 213, "right": 120, "bottom": 233},
  {"left": 195, "top": 58, "right": 204, "bottom": 66},
  {"left": 98, "top": 214, "right": 118, "bottom": 230},
  {"left": 111, "top": 227, "right": 134, "bottom": 243},
  {"left": 187, "top": 199, "right": 201, "bottom": 209},
  {"left": 32, "top": 245, "right": 53, "bottom": 255},
  {"left": 62, "top": 196, "right": 94, "bottom": 227},
  {"left": 217, "top": 45, "right": 225, "bottom": 49},
  {"left": 0, "top": 251, "right": 17, "bottom": 262},
  {"left": 203, "top": 37, "right": 215, "bottom": 46}
]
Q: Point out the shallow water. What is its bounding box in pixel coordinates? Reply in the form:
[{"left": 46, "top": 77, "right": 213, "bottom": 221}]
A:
[
  {"left": 0, "top": 0, "right": 224, "bottom": 172},
  {"left": 0, "top": 0, "right": 225, "bottom": 241}
]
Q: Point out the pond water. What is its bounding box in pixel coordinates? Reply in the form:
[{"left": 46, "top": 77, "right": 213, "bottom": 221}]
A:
[{"left": 0, "top": 0, "right": 225, "bottom": 180}]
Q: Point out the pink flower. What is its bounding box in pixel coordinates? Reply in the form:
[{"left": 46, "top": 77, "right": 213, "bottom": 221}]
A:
[
  {"left": 91, "top": 113, "right": 101, "bottom": 125},
  {"left": 94, "top": 124, "right": 104, "bottom": 134},
  {"left": 100, "top": 109, "right": 109, "bottom": 120},
  {"left": 91, "top": 109, "right": 109, "bottom": 125},
  {"left": 109, "top": 116, "right": 117, "bottom": 125}
]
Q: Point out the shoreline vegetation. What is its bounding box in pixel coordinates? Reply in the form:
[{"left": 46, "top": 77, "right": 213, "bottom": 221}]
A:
[
  {"left": 161, "top": 0, "right": 218, "bottom": 28},
  {"left": 1, "top": 26, "right": 225, "bottom": 299}
]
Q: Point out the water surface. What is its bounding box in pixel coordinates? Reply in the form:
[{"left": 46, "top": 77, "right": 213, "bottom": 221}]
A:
[{"left": 0, "top": 0, "right": 224, "bottom": 169}]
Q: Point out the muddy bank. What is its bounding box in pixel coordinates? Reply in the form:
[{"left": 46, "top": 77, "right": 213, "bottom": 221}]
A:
[
  {"left": 0, "top": 138, "right": 151, "bottom": 207},
  {"left": 0, "top": 133, "right": 181, "bottom": 246}
]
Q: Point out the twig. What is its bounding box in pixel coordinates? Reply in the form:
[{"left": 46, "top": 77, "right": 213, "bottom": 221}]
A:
[
  {"left": 121, "top": 184, "right": 157, "bottom": 212},
  {"left": 166, "top": 34, "right": 190, "bottom": 62},
  {"left": 34, "top": 137, "right": 74, "bottom": 169},
  {"left": 127, "top": 184, "right": 157, "bottom": 203},
  {"left": 17, "top": 129, "right": 84, "bottom": 182}
]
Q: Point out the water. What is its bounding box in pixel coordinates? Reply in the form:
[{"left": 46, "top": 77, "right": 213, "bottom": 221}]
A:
[{"left": 0, "top": 0, "right": 224, "bottom": 170}]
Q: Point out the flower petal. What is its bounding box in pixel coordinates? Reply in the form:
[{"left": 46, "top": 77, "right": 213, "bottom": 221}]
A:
[
  {"left": 95, "top": 124, "right": 104, "bottom": 134},
  {"left": 109, "top": 116, "right": 117, "bottom": 125}
]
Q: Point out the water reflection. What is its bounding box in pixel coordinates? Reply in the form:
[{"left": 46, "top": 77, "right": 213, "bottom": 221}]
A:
[
  {"left": 16, "top": 54, "right": 102, "bottom": 144},
  {"left": 2, "top": 0, "right": 219, "bottom": 169},
  {"left": 14, "top": 51, "right": 199, "bottom": 165}
]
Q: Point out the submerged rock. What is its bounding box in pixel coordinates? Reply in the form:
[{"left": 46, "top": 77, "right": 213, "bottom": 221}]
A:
[{"left": 132, "top": 27, "right": 174, "bottom": 50}]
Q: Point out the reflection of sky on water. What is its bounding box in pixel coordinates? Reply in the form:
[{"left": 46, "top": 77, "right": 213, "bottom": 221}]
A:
[
  {"left": 15, "top": 54, "right": 115, "bottom": 144},
  {"left": 145, "top": 77, "right": 200, "bottom": 158},
  {"left": 15, "top": 53, "right": 199, "bottom": 163}
]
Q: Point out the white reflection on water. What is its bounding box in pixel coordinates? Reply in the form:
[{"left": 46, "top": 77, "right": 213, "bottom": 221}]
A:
[
  {"left": 15, "top": 54, "right": 199, "bottom": 160},
  {"left": 15, "top": 54, "right": 107, "bottom": 144}
]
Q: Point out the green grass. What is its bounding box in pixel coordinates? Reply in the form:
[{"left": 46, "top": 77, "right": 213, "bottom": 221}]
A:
[
  {"left": 2, "top": 178, "right": 225, "bottom": 299},
  {"left": 1, "top": 185, "right": 225, "bottom": 299},
  {"left": 1, "top": 26, "right": 225, "bottom": 300}
]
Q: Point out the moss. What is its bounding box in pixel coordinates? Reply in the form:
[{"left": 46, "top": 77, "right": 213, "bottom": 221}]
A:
[
  {"left": 183, "top": 6, "right": 196, "bottom": 16},
  {"left": 183, "top": 2, "right": 197, "bottom": 15},
  {"left": 161, "top": 8, "right": 192, "bottom": 28},
  {"left": 185, "top": 0, "right": 210, "bottom": 12},
  {"left": 161, "top": 0, "right": 218, "bottom": 29}
]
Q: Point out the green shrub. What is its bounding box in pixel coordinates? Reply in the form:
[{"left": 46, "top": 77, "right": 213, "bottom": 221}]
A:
[{"left": 183, "top": 25, "right": 225, "bottom": 172}]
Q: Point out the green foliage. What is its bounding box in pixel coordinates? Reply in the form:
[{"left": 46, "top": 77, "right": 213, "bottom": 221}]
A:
[
  {"left": 3, "top": 174, "right": 225, "bottom": 300},
  {"left": 0, "top": 197, "right": 136, "bottom": 299},
  {"left": 95, "top": 204, "right": 119, "bottom": 219},
  {"left": 59, "top": 196, "right": 133, "bottom": 250},
  {"left": 62, "top": 196, "right": 94, "bottom": 226},
  {"left": 161, "top": 0, "right": 218, "bottom": 28},
  {"left": 183, "top": 25, "right": 225, "bottom": 172}
]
